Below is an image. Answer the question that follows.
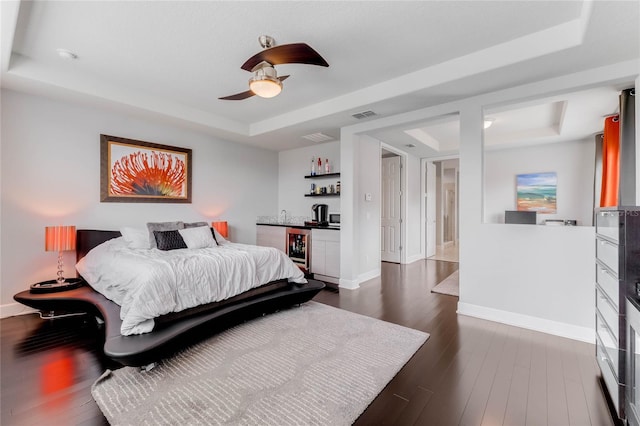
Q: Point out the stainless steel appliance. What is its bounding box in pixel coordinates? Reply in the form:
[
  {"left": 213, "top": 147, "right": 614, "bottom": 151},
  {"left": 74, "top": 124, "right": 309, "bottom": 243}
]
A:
[
  {"left": 286, "top": 227, "right": 311, "bottom": 274},
  {"left": 328, "top": 212, "right": 340, "bottom": 227},
  {"left": 312, "top": 204, "right": 328, "bottom": 225},
  {"left": 593, "top": 207, "right": 640, "bottom": 424}
]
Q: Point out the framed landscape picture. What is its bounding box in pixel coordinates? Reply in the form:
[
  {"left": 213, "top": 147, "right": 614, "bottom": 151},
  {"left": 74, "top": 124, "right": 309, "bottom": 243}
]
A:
[
  {"left": 516, "top": 172, "right": 557, "bottom": 214},
  {"left": 100, "top": 134, "right": 192, "bottom": 203}
]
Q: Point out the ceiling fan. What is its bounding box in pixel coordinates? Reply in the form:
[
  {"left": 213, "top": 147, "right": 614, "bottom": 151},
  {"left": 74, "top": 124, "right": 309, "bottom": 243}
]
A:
[{"left": 219, "top": 35, "right": 329, "bottom": 101}]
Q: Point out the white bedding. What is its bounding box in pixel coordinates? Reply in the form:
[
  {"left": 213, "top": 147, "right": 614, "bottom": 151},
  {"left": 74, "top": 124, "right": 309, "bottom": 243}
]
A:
[{"left": 76, "top": 237, "right": 307, "bottom": 335}]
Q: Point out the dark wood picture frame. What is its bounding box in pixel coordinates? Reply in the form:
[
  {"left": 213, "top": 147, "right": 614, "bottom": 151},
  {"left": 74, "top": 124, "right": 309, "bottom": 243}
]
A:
[{"left": 100, "top": 134, "right": 192, "bottom": 203}]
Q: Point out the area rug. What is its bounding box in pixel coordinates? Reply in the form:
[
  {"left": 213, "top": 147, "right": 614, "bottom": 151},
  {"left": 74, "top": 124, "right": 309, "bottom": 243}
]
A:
[
  {"left": 92, "top": 301, "right": 428, "bottom": 425},
  {"left": 431, "top": 270, "right": 459, "bottom": 297}
]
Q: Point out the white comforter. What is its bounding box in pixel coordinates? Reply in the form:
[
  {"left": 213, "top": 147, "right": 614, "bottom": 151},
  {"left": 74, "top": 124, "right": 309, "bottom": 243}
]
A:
[{"left": 76, "top": 237, "right": 306, "bottom": 335}]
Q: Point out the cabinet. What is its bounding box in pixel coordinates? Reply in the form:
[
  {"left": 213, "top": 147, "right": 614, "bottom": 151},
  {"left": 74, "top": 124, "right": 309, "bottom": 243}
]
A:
[
  {"left": 311, "top": 229, "right": 340, "bottom": 286},
  {"left": 256, "top": 225, "right": 286, "bottom": 253},
  {"left": 304, "top": 173, "right": 340, "bottom": 197},
  {"left": 595, "top": 207, "right": 640, "bottom": 423}
]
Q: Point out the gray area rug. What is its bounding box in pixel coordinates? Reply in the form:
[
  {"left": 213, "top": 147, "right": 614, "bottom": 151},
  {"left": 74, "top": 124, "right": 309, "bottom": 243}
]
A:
[
  {"left": 92, "top": 301, "right": 428, "bottom": 425},
  {"left": 431, "top": 270, "right": 459, "bottom": 297}
]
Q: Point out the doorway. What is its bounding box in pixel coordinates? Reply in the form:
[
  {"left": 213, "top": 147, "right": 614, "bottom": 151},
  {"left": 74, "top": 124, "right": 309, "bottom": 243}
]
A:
[{"left": 427, "top": 158, "right": 459, "bottom": 263}]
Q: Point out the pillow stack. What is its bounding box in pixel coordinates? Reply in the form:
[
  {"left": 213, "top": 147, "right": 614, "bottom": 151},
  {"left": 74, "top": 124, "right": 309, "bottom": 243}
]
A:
[{"left": 120, "top": 221, "right": 221, "bottom": 251}]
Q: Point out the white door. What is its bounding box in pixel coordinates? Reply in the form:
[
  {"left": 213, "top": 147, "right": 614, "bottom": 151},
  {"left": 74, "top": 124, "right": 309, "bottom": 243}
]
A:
[
  {"left": 425, "top": 161, "right": 437, "bottom": 257},
  {"left": 381, "top": 156, "right": 401, "bottom": 262}
]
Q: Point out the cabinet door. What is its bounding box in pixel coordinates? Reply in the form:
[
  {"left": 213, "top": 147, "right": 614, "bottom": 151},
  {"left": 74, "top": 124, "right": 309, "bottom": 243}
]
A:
[
  {"left": 311, "top": 240, "right": 326, "bottom": 275},
  {"left": 256, "top": 226, "right": 286, "bottom": 253},
  {"left": 325, "top": 241, "right": 340, "bottom": 277}
]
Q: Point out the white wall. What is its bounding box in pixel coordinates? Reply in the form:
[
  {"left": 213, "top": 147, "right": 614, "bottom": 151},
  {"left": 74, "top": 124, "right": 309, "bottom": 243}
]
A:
[
  {"left": 0, "top": 89, "right": 278, "bottom": 314},
  {"left": 357, "top": 136, "right": 381, "bottom": 280},
  {"left": 458, "top": 104, "right": 596, "bottom": 342},
  {"left": 484, "top": 139, "right": 596, "bottom": 226},
  {"left": 405, "top": 154, "right": 423, "bottom": 262},
  {"left": 278, "top": 141, "right": 340, "bottom": 219}
]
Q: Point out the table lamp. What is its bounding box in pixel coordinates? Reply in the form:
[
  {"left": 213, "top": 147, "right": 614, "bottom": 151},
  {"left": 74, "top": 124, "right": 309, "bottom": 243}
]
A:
[
  {"left": 211, "top": 221, "right": 228, "bottom": 239},
  {"left": 45, "top": 225, "right": 76, "bottom": 283}
]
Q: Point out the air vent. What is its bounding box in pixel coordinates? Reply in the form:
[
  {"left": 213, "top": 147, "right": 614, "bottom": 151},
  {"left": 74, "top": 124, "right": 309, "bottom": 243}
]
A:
[
  {"left": 351, "top": 110, "right": 377, "bottom": 120},
  {"left": 405, "top": 144, "right": 416, "bottom": 148},
  {"left": 302, "top": 132, "right": 335, "bottom": 143}
]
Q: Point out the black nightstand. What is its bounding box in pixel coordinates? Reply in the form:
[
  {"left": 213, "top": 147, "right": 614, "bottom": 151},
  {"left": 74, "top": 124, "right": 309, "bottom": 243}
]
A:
[
  {"left": 16, "top": 280, "right": 91, "bottom": 320},
  {"left": 30, "top": 278, "right": 85, "bottom": 294}
]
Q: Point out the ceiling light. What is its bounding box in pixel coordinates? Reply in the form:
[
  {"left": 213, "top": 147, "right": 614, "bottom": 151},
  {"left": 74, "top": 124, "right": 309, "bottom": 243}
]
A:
[
  {"left": 484, "top": 119, "right": 494, "bottom": 129},
  {"left": 249, "top": 65, "right": 282, "bottom": 98},
  {"left": 56, "top": 48, "right": 77, "bottom": 60}
]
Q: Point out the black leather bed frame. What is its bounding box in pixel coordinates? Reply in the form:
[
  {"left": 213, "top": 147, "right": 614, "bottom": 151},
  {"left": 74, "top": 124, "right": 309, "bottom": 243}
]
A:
[{"left": 14, "top": 229, "right": 325, "bottom": 366}]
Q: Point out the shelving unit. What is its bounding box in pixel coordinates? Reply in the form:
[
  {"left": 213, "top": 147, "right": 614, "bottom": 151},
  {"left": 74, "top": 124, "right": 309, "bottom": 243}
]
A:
[
  {"left": 305, "top": 172, "right": 340, "bottom": 197},
  {"left": 304, "top": 173, "right": 340, "bottom": 179}
]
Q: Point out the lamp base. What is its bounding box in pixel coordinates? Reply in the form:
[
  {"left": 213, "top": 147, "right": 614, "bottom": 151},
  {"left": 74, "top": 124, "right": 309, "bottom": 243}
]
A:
[{"left": 30, "top": 278, "right": 84, "bottom": 294}]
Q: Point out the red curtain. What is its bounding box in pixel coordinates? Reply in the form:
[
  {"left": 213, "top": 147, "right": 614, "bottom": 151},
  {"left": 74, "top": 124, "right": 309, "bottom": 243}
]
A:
[{"left": 600, "top": 116, "right": 620, "bottom": 207}]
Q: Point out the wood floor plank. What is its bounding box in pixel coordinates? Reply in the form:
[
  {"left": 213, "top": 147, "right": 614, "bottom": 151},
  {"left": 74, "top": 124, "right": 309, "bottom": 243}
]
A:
[
  {"left": 458, "top": 323, "right": 510, "bottom": 426},
  {"left": 480, "top": 324, "right": 521, "bottom": 426},
  {"left": 546, "top": 335, "right": 571, "bottom": 426},
  {"left": 526, "top": 332, "right": 549, "bottom": 425},
  {"left": 503, "top": 365, "right": 531, "bottom": 426}
]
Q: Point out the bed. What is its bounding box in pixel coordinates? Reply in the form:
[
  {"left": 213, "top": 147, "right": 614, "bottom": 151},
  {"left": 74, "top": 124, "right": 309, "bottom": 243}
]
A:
[{"left": 14, "top": 229, "right": 325, "bottom": 367}]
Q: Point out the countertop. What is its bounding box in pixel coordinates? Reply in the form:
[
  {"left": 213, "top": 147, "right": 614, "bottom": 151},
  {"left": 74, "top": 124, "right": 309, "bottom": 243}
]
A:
[{"left": 256, "top": 222, "right": 340, "bottom": 231}]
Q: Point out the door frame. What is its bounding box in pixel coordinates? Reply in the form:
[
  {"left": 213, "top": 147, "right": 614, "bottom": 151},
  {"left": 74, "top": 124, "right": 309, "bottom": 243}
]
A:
[
  {"left": 421, "top": 154, "right": 459, "bottom": 260},
  {"left": 381, "top": 143, "right": 408, "bottom": 264}
]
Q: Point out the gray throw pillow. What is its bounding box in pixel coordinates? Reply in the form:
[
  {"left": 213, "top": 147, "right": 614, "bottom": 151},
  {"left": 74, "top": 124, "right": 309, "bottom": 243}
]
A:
[
  {"left": 147, "top": 221, "right": 184, "bottom": 249},
  {"left": 184, "top": 221, "right": 208, "bottom": 228}
]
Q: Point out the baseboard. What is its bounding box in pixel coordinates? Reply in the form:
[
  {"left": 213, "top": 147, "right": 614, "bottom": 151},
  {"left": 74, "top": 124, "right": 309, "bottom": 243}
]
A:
[
  {"left": 405, "top": 254, "right": 424, "bottom": 264},
  {"left": 313, "top": 274, "right": 339, "bottom": 285},
  {"left": 339, "top": 278, "right": 360, "bottom": 290},
  {"left": 358, "top": 268, "right": 380, "bottom": 284},
  {"left": 338, "top": 268, "right": 381, "bottom": 290},
  {"left": 1, "top": 302, "right": 36, "bottom": 319},
  {"left": 457, "top": 302, "right": 595, "bottom": 343}
]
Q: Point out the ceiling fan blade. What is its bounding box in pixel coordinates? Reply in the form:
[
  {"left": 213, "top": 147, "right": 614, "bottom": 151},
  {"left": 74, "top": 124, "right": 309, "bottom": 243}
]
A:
[
  {"left": 241, "top": 43, "right": 329, "bottom": 71},
  {"left": 218, "top": 90, "right": 256, "bottom": 101},
  {"left": 279, "top": 75, "right": 290, "bottom": 81}
]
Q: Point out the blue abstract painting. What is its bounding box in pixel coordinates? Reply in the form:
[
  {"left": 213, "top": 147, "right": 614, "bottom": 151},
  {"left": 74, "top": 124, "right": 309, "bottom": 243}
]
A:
[{"left": 516, "top": 172, "right": 557, "bottom": 213}]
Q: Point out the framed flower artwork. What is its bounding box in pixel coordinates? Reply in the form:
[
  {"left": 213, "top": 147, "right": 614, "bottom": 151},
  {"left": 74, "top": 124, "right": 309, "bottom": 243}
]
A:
[{"left": 100, "top": 134, "right": 192, "bottom": 203}]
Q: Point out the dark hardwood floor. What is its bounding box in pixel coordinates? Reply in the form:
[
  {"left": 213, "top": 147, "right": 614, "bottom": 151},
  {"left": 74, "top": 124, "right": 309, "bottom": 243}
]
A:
[{"left": 1, "top": 260, "right": 613, "bottom": 425}]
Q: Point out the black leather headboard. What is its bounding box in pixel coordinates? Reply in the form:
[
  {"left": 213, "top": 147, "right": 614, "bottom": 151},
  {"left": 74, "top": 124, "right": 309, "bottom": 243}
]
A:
[{"left": 76, "top": 230, "right": 121, "bottom": 262}]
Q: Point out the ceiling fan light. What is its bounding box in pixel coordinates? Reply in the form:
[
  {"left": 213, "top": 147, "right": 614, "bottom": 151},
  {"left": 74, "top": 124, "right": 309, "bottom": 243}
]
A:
[{"left": 249, "top": 75, "right": 282, "bottom": 98}]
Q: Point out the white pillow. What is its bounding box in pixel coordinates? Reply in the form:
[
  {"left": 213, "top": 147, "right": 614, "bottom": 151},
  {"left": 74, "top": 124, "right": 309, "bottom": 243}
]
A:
[
  {"left": 212, "top": 227, "right": 228, "bottom": 244},
  {"left": 120, "top": 227, "right": 151, "bottom": 249},
  {"left": 178, "top": 226, "right": 217, "bottom": 249}
]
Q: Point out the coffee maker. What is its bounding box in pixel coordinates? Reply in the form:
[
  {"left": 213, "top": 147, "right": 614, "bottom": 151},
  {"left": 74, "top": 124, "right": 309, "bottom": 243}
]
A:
[{"left": 311, "top": 204, "right": 329, "bottom": 226}]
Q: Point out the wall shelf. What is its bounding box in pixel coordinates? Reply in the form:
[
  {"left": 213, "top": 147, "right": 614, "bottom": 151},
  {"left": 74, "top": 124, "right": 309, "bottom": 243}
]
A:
[
  {"left": 305, "top": 193, "right": 340, "bottom": 197},
  {"left": 304, "top": 173, "right": 340, "bottom": 179}
]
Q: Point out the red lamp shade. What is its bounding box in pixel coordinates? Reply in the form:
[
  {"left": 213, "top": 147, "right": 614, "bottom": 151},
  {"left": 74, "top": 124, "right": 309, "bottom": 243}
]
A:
[
  {"left": 211, "top": 221, "right": 228, "bottom": 239},
  {"left": 45, "top": 225, "right": 76, "bottom": 284},
  {"left": 45, "top": 226, "right": 76, "bottom": 252}
]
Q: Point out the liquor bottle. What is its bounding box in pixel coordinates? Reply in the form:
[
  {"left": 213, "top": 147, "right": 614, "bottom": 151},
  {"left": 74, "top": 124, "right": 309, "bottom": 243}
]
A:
[
  {"left": 311, "top": 157, "right": 316, "bottom": 176},
  {"left": 317, "top": 157, "right": 322, "bottom": 173},
  {"left": 325, "top": 159, "right": 330, "bottom": 174}
]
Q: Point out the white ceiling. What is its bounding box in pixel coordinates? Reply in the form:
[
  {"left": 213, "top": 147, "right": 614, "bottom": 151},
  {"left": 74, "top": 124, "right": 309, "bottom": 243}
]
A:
[{"left": 1, "top": 1, "right": 638, "bottom": 154}]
